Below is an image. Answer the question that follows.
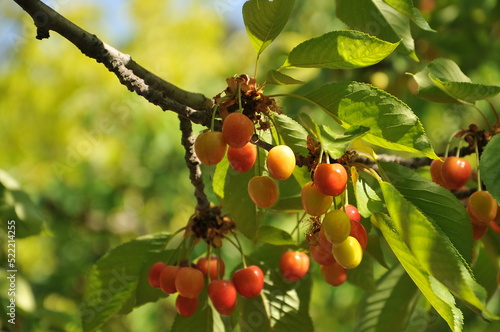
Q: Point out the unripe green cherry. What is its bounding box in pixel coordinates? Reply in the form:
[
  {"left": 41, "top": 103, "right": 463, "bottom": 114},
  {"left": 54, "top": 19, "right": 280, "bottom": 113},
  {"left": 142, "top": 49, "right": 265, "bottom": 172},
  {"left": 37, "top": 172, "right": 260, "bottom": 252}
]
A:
[
  {"left": 301, "top": 182, "right": 333, "bottom": 216},
  {"left": 266, "top": 145, "right": 296, "bottom": 180},
  {"left": 322, "top": 210, "right": 351, "bottom": 244},
  {"left": 332, "top": 236, "right": 363, "bottom": 269}
]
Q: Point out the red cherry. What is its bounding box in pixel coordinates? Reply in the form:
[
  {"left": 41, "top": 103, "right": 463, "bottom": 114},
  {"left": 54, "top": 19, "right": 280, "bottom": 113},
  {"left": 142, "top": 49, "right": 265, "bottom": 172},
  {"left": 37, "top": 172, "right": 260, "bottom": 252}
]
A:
[
  {"left": 227, "top": 143, "right": 257, "bottom": 173},
  {"left": 310, "top": 243, "right": 336, "bottom": 266},
  {"left": 159, "top": 265, "right": 181, "bottom": 294},
  {"left": 313, "top": 163, "right": 348, "bottom": 197},
  {"left": 441, "top": 157, "right": 471, "bottom": 190},
  {"left": 280, "top": 251, "right": 310, "bottom": 282},
  {"left": 148, "top": 262, "right": 166, "bottom": 288},
  {"left": 430, "top": 157, "right": 451, "bottom": 188},
  {"left": 248, "top": 176, "right": 279, "bottom": 208},
  {"left": 301, "top": 182, "right": 333, "bottom": 216},
  {"left": 472, "top": 222, "right": 488, "bottom": 241},
  {"left": 320, "top": 262, "right": 347, "bottom": 287},
  {"left": 232, "top": 265, "right": 264, "bottom": 299},
  {"left": 176, "top": 295, "right": 199, "bottom": 317},
  {"left": 349, "top": 219, "right": 368, "bottom": 251},
  {"left": 196, "top": 256, "right": 225, "bottom": 280},
  {"left": 344, "top": 204, "right": 361, "bottom": 222},
  {"left": 208, "top": 280, "right": 237, "bottom": 315},
  {"left": 222, "top": 112, "right": 254, "bottom": 148},
  {"left": 175, "top": 267, "right": 205, "bottom": 299}
]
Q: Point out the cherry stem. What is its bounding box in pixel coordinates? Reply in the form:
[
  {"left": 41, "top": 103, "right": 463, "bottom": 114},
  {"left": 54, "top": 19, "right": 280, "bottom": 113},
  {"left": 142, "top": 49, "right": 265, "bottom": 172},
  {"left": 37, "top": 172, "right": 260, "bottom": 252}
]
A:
[
  {"left": 473, "top": 134, "right": 482, "bottom": 192},
  {"left": 216, "top": 247, "right": 223, "bottom": 279},
  {"left": 225, "top": 233, "right": 247, "bottom": 268},
  {"left": 237, "top": 82, "right": 243, "bottom": 112},
  {"left": 470, "top": 103, "right": 492, "bottom": 132},
  {"left": 444, "top": 130, "right": 462, "bottom": 158},
  {"left": 486, "top": 99, "right": 500, "bottom": 123}
]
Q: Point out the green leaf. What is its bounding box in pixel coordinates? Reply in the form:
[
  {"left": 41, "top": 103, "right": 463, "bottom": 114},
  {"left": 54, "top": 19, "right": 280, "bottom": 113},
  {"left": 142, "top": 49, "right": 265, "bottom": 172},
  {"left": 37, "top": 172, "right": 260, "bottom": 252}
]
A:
[
  {"left": 242, "top": 0, "right": 295, "bottom": 55},
  {"left": 81, "top": 233, "right": 172, "bottom": 332},
  {"left": 272, "top": 113, "right": 309, "bottom": 156},
  {"left": 266, "top": 70, "right": 303, "bottom": 85},
  {"left": 378, "top": 161, "right": 473, "bottom": 263},
  {"left": 354, "top": 171, "right": 385, "bottom": 218},
  {"left": 356, "top": 265, "right": 419, "bottom": 332},
  {"left": 411, "top": 58, "right": 500, "bottom": 103},
  {"left": 238, "top": 293, "right": 272, "bottom": 332},
  {"left": 372, "top": 213, "right": 464, "bottom": 332},
  {"left": 297, "top": 112, "right": 321, "bottom": 139},
  {"left": 347, "top": 255, "right": 376, "bottom": 292},
  {"left": 383, "top": 0, "right": 435, "bottom": 31},
  {"left": 304, "top": 82, "right": 438, "bottom": 159},
  {"left": 473, "top": 246, "right": 499, "bottom": 301},
  {"left": 379, "top": 182, "right": 492, "bottom": 318},
  {"left": 336, "top": 0, "right": 417, "bottom": 59},
  {"left": 480, "top": 134, "right": 500, "bottom": 203},
  {"left": 257, "top": 225, "right": 296, "bottom": 246},
  {"left": 284, "top": 30, "right": 399, "bottom": 69},
  {"left": 320, "top": 125, "right": 370, "bottom": 159},
  {"left": 213, "top": 155, "right": 265, "bottom": 241},
  {"left": 172, "top": 299, "right": 213, "bottom": 332}
]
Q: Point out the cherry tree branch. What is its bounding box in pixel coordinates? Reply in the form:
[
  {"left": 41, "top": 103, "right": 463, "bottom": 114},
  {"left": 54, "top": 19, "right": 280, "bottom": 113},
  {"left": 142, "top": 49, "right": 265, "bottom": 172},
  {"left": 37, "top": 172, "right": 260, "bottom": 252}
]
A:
[{"left": 12, "top": 0, "right": 214, "bottom": 126}]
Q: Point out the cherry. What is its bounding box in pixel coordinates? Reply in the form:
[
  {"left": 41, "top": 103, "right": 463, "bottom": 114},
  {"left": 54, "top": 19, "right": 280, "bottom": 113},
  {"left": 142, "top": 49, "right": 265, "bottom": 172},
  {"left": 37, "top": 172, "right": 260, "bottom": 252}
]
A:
[
  {"left": 280, "top": 251, "right": 310, "bottom": 282},
  {"left": 440, "top": 156, "right": 471, "bottom": 190},
  {"left": 322, "top": 210, "right": 351, "bottom": 244},
  {"left": 310, "top": 243, "right": 336, "bottom": 266},
  {"left": 227, "top": 143, "right": 257, "bottom": 173},
  {"left": 468, "top": 191, "right": 498, "bottom": 224},
  {"left": 490, "top": 221, "right": 500, "bottom": 234},
  {"left": 317, "top": 229, "right": 332, "bottom": 252},
  {"left": 430, "top": 157, "right": 450, "bottom": 188},
  {"left": 301, "top": 182, "right": 333, "bottom": 216},
  {"left": 248, "top": 176, "right": 279, "bottom": 208},
  {"left": 222, "top": 112, "right": 254, "bottom": 148},
  {"left": 175, "top": 267, "right": 205, "bottom": 299},
  {"left": 313, "top": 163, "right": 348, "bottom": 197},
  {"left": 194, "top": 131, "right": 227, "bottom": 166},
  {"left": 320, "top": 261, "right": 347, "bottom": 287},
  {"left": 176, "top": 295, "right": 199, "bottom": 317},
  {"left": 266, "top": 145, "right": 296, "bottom": 180},
  {"left": 208, "top": 280, "right": 237, "bottom": 315},
  {"left": 232, "top": 265, "right": 264, "bottom": 299},
  {"left": 349, "top": 219, "right": 368, "bottom": 251},
  {"left": 148, "top": 262, "right": 166, "bottom": 288},
  {"left": 332, "top": 236, "right": 363, "bottom": 269},
  {"left": 159, "top": 265, "right": 181, "bottom": 294},
  {"left": 196, "top": 256, "right": 225, "bottom": 280},
  {"left": 344, "top": 204, "right": 361, "bottom": 222},
  {"left": 472, "top": 222, "right": 488, "bottom": 241}
]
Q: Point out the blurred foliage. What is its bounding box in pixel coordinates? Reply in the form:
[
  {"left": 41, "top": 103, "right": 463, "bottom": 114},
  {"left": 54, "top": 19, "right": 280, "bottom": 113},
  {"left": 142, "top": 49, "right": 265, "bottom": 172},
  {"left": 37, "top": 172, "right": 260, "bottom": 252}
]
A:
[{"left": 0, "top": 0, "right": 499, "bottom": 331}]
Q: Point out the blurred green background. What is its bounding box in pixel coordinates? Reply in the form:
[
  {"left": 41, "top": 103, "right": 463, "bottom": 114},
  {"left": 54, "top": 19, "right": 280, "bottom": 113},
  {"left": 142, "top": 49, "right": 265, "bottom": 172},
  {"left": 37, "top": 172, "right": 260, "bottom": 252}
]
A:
[{"left": 1, "top": 0, "right": 500, "bottom": 331}]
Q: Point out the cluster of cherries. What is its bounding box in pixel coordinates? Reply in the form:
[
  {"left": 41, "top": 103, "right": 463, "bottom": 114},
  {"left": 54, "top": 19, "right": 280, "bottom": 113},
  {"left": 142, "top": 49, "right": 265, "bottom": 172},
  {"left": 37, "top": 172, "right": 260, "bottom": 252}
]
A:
[
  {"left": 148, "top": 256, "right": 264, "bottom": 317},
  {"left": 430, "top": 156, "right": 500, "bottom": 239}
]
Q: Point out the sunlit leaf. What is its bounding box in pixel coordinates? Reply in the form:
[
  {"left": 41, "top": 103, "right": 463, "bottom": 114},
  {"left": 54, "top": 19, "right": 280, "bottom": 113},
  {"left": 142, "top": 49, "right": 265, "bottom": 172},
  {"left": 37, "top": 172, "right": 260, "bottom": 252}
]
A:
[
  {"left": 304, "top": 82, "right": 438, "bottom": 159},
  {"left": 284, "top": 30, "right": 399, "bottom": 69},
  {"left": 479, "top": 134, "right": 500, "bottom": 204},
  {"left": 356, "top": 265, "right": 419, "bottom": 332},
  {"left": 297, "top": 112, "right": 321, "bottom": 139},
  {"left": 272, "top": 113, "right": 309, "bottom": 156},
  {"left": 383, "top": 0, "right": 435, "bottom": 31},
  {"left": 380, "top": 182, "right": 492, "bottom": 318},
  {"left": 411, "top": 58, "right": 500, "bottom": 103},
  {"left": 372, "top": 213, "right": 463, "bottom": 332},
  {"left": 82, "top": 233, "right": 172, "bottom": 332},
  {"left": 378, "top": 161, "right": 473, "bottom": 263},
  {"left": 320, "top": 125, "right": 369, "bottom": 159},
  {"left": 243, "top": 0, "right": 295, "bottom": 55},
  {"left": 336, "top": 0, "right": 417, "bottom": 59},
  {"left": 266, "top": 70, "right": 303, "bottom": 85},
  {"left": 354, "top": 171, "right": 385, "bottom": 218},
  {"left": 213, "top": 155, "right": 265, "bottom": 241}
]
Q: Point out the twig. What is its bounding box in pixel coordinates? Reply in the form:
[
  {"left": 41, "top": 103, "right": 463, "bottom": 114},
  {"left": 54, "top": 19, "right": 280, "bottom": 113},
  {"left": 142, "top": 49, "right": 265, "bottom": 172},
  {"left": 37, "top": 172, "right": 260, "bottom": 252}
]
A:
[
  {"left": 12, "top": 0, "right": 214, "bottom": 126},
  {"left": 178, "top": 116, "right": 210, "bottom": 212}
]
